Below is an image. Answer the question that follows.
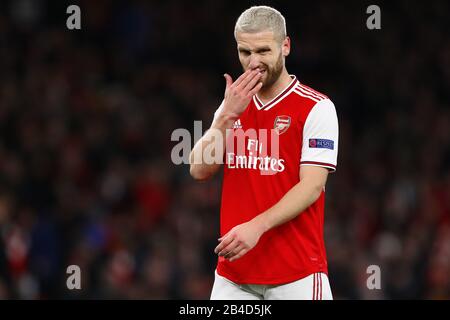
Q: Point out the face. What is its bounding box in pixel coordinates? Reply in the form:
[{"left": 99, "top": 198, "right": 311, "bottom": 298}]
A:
[{"left": 236, "top": 31, "right": 290, "bottom": 89}]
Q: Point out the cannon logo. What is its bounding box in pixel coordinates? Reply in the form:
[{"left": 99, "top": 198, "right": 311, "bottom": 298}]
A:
[{"left": 274, "top": 116, "right": 291, "bottom": 135}]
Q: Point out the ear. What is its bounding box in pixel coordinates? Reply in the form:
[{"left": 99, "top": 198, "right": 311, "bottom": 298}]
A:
[{"left": 282, "top": 36, "right": 291, "bottom": 57}]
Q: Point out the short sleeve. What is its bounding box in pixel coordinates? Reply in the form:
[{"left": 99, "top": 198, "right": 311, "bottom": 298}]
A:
[{"left": 300, "top": 99, "right": 339, "bottom": 172}]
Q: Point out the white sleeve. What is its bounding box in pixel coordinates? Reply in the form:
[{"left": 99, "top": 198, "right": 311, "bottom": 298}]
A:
[{"left": 300, "top": 99, "right": 339, "bottom": 172}]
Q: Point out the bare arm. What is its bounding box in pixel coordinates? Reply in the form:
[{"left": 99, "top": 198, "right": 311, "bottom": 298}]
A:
[
  {"left": 189, "top": 68, "right": 263, "bottom": 181},
  {"left": 215, "top": 165, "right": 329, "bottom": 261},
  {"left": 254, "top": 166, "right": 329, "bottom": 231},
  {"left": 189, "top": 111, "right": 236, "bottom": 181}
]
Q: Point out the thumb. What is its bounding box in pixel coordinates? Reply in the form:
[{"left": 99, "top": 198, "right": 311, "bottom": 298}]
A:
[{"left": 223, "top": 73, "right": 233, "bottom": 88}]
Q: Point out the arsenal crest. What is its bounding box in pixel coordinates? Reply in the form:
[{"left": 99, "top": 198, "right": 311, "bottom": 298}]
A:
[{"left": 274, "top": 115, "right": 291, "bottom": 135}]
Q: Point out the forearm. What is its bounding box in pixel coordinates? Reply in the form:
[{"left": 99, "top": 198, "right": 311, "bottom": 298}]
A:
[
  {"left": 189, "top": 111, "right": 238, "bottom": 180},
  {"left": 253, "top": 176, "right": 324, "bottom": 232},
  {"left": 190, "top": 70, "right": 262, "bottom": 181}
]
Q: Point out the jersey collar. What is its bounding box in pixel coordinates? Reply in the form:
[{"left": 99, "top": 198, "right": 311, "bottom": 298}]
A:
[{"left": 253, "top": 75, "right": 298, "bottom": 111}]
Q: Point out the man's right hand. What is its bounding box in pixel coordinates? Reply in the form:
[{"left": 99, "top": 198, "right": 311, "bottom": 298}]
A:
[
  {"left": 189, "top": 69, "right": 262, "bottom": 181},
  {"left": 222, "top": 68, "right": 263, "bottom": 118}
]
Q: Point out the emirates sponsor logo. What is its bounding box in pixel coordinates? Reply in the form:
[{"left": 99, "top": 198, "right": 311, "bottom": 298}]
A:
[
  {"left": 171, "top": 121, "right": 283, "bottom": 176},
  {"left": 226, "top": 138, "right": 285, "bottom": 174}
]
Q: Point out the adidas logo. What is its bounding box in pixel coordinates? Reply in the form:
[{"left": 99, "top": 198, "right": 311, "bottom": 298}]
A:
[{"left": 233, "top": 119, "right": 242, "bottom": 129}]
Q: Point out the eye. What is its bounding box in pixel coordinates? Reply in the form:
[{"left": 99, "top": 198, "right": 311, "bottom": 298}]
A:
[
  {"left": 239, "top": 49, "right": 250, "bottom": 56},
  {"left": 257, "top": 48, "right": 271, "bottom": 54}
]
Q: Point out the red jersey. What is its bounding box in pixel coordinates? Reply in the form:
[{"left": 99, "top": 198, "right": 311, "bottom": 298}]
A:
[{"left": 214, "top": 75, "right": 339, "bottom": 284}]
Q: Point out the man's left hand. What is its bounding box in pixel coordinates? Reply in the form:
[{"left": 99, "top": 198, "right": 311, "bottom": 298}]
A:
[{"left": 214, "top": 219, "right": 266, "bottom": 262}]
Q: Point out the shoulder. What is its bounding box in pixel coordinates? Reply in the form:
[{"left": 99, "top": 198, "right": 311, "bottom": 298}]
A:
[
  {"left": 290, "top": 81, "right": 336, "bottom": 120},
  {"left": 292, "top": 82, "right": 329, "bottom": 104}
]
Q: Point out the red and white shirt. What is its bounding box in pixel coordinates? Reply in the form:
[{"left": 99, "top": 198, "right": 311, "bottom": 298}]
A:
[{"left": 214, "top": 75, "right": 339, "bottom": 285}]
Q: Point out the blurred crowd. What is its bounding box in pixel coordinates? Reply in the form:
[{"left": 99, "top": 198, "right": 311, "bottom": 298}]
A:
[{"left": 0, "top": 0, "right": 449, "bottom": 299}]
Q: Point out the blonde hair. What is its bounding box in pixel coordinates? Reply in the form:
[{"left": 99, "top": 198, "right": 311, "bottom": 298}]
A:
[{"left": 234, "top": 6, "right": 287, "bottom": 43}]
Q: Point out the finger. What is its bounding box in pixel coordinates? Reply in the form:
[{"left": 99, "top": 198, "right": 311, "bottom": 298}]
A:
[
  {"left": 214, "top": 234, "right": 234, "bottom": 254},
  {"left": 219, "top": 239, "right": 241, "bottom": 257},
  {"left": 232, "top": 68, "right": 254, "bottom": 88},
  {"left": 232, "top": 68, "right": 251, "bottom": 87},
  {"left": 229, "top": 248, "right": 249, "bottom": 262},
  {"left": 218, "top": 231, "right": 230, "bottom": 242},
  {"left": 248, "top": 81, "right": 263, "bottom": 96},
  {"left": 235, "top": 69, "right": 260, "bottom": 91},
  {"left": 223, "top": 73, "right": 233, "bottom": 89},
  {"left": 224, "top": 243, "right": 245, "bottom": 259},
  {"left": 218, "top": 238, "right": 240, "bottom": 257},
  {"left": 243, "top": 71, "right": 262, "bottom": 94}
]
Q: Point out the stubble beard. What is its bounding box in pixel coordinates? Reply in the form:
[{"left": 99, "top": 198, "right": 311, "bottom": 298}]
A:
[{"left": 261, "top": 53, "right": 284, "bottom": 90}]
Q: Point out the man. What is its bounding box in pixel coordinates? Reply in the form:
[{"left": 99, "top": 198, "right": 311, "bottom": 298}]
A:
[{"left": 190, "top": 6, "right": 338, "bottom": 300}]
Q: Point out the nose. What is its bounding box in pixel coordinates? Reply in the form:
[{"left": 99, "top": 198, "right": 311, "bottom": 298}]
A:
[{"left": 248, "top": 54, "right": 261, "bottom": 70}]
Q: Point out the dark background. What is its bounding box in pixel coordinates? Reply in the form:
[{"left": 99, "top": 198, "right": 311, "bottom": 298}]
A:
[{"left": 0, "top": 0, "right": 449, "bottom": 299}]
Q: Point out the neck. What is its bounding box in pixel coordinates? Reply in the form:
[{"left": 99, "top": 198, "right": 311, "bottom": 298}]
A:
[{"left": 257, "top": 69, "right": 292, "bottom": 103}]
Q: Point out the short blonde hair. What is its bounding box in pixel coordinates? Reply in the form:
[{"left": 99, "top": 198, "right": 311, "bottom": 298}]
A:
[{"left": 234, "top": 6, "right": 287, "bottom": 43}]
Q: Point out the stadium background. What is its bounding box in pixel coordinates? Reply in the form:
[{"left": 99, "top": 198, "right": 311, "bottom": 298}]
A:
[{"left": 0, "top": 0, "right": 449, "bottom": 299}]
